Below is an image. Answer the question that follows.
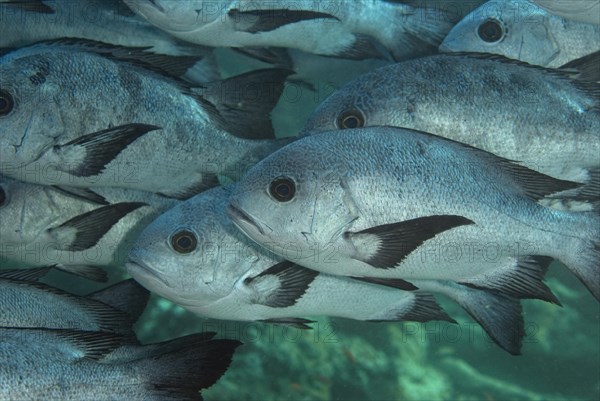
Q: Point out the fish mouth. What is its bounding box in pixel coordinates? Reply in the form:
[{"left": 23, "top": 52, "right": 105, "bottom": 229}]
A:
[
  {"left": 226, "top": 203, "right": 268, "bottom": 238},
  {"left": 126, "top": 259, "right": 173, "bottom": 288}
]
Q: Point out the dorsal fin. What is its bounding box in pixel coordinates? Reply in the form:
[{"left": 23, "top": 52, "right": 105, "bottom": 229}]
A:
[
  {"left": 446, "top": 52, "right": 600, "bottom": 107},
  {"left": 25, "top": 38, "right": 202, "bottom": 79},
  {"left": 390, "top": 126, "right": 582, "bottom": 201}
]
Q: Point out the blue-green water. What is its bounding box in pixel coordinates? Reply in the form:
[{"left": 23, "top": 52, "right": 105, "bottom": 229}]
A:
[{"left": 2, "top": 2, "right": 599, "bottom": 399}]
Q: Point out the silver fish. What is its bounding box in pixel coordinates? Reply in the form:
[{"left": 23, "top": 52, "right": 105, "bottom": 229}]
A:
[
  {"left": 128, "top": 185, "right": 528, "bottom": 353},
  {"left": 0, "top": 40, "right": 291, "bottom": 197},
  {"left": 0, "top": 270, "right": 148, "bottom": 336},
  {"left": 228, "top": 127, "right": 600, "bottom": 305},
  {"left": 439, "top": 0, "right": 600, "bottom": 68},
  {"left": 0, "top": 175, "right": 177, "bottom": 272},
  {"left": 531, "top": 0, "right": 600, "bottom": 25},
  {"left": 0, "top": 0, "right": 219, "bottom": 82},
  {"left": 123, "top": 0, "right": 459, "bottom": 61},
  {"left": 300, "top": 52, "right": 600, "bottom": 205},
  {"left": 0, "top": 327, "right": 240, "bottom": 401},
  {"left": 126, "top": 185, "right": 455, "bottom": 328}
]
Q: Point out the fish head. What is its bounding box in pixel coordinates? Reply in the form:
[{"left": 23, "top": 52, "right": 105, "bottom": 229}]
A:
[
  {"left": 123, "top": 0, "right": 226, "bottom": 33},
  {"left": 439, "top": 0, "right": 559, "bottom": 66},
  {"left": 228, "top": 135, "right": 358, "bottom": 265},
  {"left": 127, "top": 186, "right": 262, "bottom": 308},
  {"left": 0, "top": 48, "right": 68, "bottom": 170},
  {"left": 301, "top": 66, "right": 411, "bottom": 136}
]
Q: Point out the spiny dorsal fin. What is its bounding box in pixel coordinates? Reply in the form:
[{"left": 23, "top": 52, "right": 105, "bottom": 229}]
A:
[
  {"left": 447, "top": 52, "right": 600, "bottom": 106},
  {"left": 0, "top": 266, "right": 52, "bottom": 281},
  {"left": 26, "top": 38, "right": 202, "bottom": 78}
]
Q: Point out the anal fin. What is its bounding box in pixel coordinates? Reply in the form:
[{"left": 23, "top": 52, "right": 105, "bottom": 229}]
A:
[
  {"left": 459, "top": 256, "right": 560, "bottom": 305},
  {"left": 259, "top": 317, "right": 315, "bottom": 329}
]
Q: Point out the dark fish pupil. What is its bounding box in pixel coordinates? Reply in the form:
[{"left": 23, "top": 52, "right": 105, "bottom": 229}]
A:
[
  {"left": 0, "top": 186, "right": 5, "bottom": 206},
  {"left": 177, "top": 236, "right": 192, "bottom": 249},
  {"left": 338, "top": 109, "right": 365, "bottom": 130},
  {"left": 343, "top": 116, "right": 359, "bottom": 129},
  {"left": 478, "top": 19, "right": 503, "bottom": 43},
  {"left": 171, "top": 230, "right": 197, "bottom": 253},
  {"left": 276, "top": 183, "right": 290, "bottom": 196},
  {"left": 269, "top": 177, "right": 295, "bottom": 202}
]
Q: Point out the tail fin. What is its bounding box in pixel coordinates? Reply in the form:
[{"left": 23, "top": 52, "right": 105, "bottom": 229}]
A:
[
  {"left": 566, "top": 241, "right": 600, "bottom": 302},
  {"left": 415, "top": 280, "right": 524, "bottom": 355},
  {"left": 559, "top": 210, "right": 600, "bottom": 302},
  {"left": 136, "top": 333, "right": 242, "bottom": 400}
]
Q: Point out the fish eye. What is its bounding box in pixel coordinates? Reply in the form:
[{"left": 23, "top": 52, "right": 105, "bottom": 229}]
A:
[
  {"left": 0, "top": 90, "right": 14, "bottom": 116},
  {"left": 170, "top": 229, "right": 197, "bottom": 254},
  {"left": 268, "top": 176, "right": 296, "bottom": 202},
  {"left": 478, "top": 19, "right": 505, "bottom": 43},
  {"left": 337, "top": 109, "right": 365, "bottom": 130},
  {"left": 0, "top": 185, "right": 5, "bottom": 207}
]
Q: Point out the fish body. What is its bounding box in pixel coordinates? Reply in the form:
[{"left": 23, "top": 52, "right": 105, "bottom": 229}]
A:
[
  {"left": 0, "top": 0, "right": 219, "bottom": 81},
  {"left": 0, "top": 41, "right": 290, "bottom": 196},
  {"left": 0, "top": 276, "right": 147, "bottom": 336},
  {"left": 123, "top": 0, "right": 459, "bottom": 61},
  {"left": 0, "top": 175, "right": 177, "bottom": 269},
  {"left": 128, "top": 185, "right": 531, "bottom": 354},
  {"left": 127, "top": 186, "right": 451, "bottom": 325},
  {"left": 301, "top": 53, "right": 600, "bottom": 197},
  {"left": 0, "top": 327, "right": 240, "bottom": 401},
  {"left": 228, "top": 127, "right": 600, "bottom": 303},
  {"left": 439, "top": 0, "right": 600, "bottom": 67},
  {"left": 531, "top": 0, "right": 600, "bottom": 25}
]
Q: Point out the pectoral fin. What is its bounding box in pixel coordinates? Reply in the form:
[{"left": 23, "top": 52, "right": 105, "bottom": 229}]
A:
[
  {"left": 245, "top": 260, "right": 319, "bottom": 307},
  {"left": 346, "top": 215, "right": 474, "bottom": 269},
  {"left": 228, "top": 9, "right": 339, "bottom": 33},
  {"left": 54, "top": 123, "right": 160, "bottom": 177},
  {"left": 48, "top": 202, "right": 146, "bottom": 251}
]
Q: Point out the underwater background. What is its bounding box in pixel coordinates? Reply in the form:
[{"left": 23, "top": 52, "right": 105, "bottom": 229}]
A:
[{"left": 18, "top": 45, "right": 597, "bottom": 401}]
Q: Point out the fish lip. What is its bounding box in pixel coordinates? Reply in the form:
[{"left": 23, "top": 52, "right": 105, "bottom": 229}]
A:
[
  {"left": 226, "top": 203, "right": 266, "bottom": 237},
  {"left": 126, "top": 259, "right": 172, "bottom": 288}
]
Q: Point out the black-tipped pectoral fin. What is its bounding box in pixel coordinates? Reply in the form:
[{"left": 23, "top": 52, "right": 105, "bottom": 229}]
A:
[
  {"left": 48, "top": 202, "right": 146, "bottom": 251},
  {"left": 228, "top": 9, "right": 339, "bottom": 33},
  {"left": 245, "top": 260, "right": 319, "bottom": 308},
  {"left": 346, "top": 215, "right": 474, "bottom": 269},
  {"left": 54, "top": 123, "right": 160, "bottom": 177}
]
